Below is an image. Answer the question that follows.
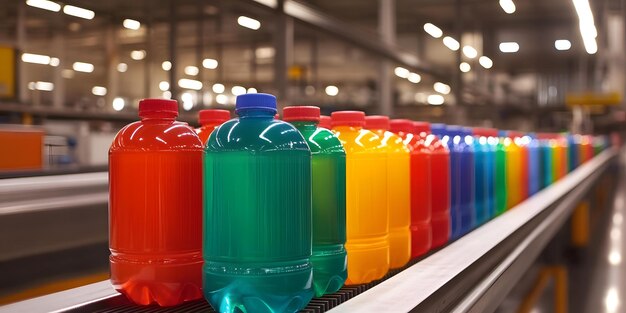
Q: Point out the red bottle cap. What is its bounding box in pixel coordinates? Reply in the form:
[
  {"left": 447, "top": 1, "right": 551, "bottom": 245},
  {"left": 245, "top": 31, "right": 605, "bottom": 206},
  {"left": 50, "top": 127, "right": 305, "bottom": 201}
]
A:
[
  {"left": 331, "top": 111, "right": 365, "bottom": 127},
  {"left": 282, "top": 106, "right": 321, "bottom": 122},
  {"left": 413, "top": 121, "right": 431, "bottom": 133},
  {"left": 508, "top": 131, "right": 524, "bottom": 138},
  {"left": 319, "top": 115, "right": 331, "bottom": 129},
  {"left": 198, "top": 109, "right": 230, "bottom": 125},
  {"left": 389, "top": 119, "right": 415, "bottom": 134},
  {"left": 365, "top": 115, "right": 390, "bottom": 130},
  {"left": 138, "top": 98, "right": 178, "bottom": 118},
  {"left": 274, "top": 114, "right": 280, "bottom": 119},
  {"left": 485, "top": 128, "right": 499, "bottom": 137}
]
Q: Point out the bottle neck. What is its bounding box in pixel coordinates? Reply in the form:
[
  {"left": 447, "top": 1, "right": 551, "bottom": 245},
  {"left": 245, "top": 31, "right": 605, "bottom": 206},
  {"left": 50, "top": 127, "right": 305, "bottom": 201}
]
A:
[
  {"left": 236, "top": 108, "right": 276, "bottom": 118},
  {"left": 290, "top": 121, "right": 319, "bottom": 130},
  {"left": 333, "top": 125, "right": 363, "bottom": 131},
  {"left": 140, "top": 113, "right": 177, "bottom": 122}
]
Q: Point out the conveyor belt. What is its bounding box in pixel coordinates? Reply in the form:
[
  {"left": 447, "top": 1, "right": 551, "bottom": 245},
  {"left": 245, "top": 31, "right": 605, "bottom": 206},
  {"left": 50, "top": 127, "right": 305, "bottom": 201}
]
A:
[{"left": 0, "top": 149, "right": 618, "bottom": 313}]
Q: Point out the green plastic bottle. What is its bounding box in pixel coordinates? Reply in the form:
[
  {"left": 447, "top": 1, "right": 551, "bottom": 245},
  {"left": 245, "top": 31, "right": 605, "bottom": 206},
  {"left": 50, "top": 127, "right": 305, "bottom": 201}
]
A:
[
  {"left": 203, "top": 94, "right": 313, "bottom": 313},
  {"left": 283, "top": 106, "right": 347, "bottom": 297},
  {"left": 495, "top": 131, "right": 508, "bottom": 215}
]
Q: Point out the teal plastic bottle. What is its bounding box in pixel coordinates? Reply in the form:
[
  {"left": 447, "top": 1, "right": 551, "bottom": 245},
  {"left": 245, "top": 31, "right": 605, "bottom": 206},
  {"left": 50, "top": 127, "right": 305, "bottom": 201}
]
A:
[
  {"left": 283, "top": 106, "right": 347, "bottom": 297},
  {"left": 203, "top": 94, "right": 314, "bottom": 313}
]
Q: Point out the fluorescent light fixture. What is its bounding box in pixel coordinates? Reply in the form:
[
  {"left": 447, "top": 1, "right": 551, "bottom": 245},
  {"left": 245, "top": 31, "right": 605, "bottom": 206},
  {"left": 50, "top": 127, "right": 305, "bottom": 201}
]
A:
[
  {"left": 237, "top": 16, "right": 261, "bottom": 30},
  {"left": 460, "top": 62, "right": 471, "bottom": 72},
  {"left": 555, "top": 39, "right": 572, "bottom": 51},
  {"left": 34, "top": 81, "right": 54, "bottom": 91},
  {"left": 26, "top": 0, "right": 61, "bottom": 12},
  {"left": 462, "top": 46, "right": 478, "bottom": 58},
  {"left": 423, "top": 23, "right": 443, "bottom": 38},
  {"left": 182, "top": 92, "right": 194, "bottom": 111},
  {"left": 499, "top": 42, "right": 519, "bottom": 53},
  {"left": 72, "top": 61, "right": 94, "bottom": 73},
  {"left": 325, "top": 85, "right": 339, "bottom": 96},
  {"left": 49, "top": 57, "right": 60, "bottom": 67},
  {"left": 27, "top": 82, "right": 35, "bottom": 90},
  {"left": 61, "top": 69, "right": 74, "bottom": 79},
  {"left": 479, "top": 56, "right": 493, "bottom": 69},
  {"left": 394, "top": 67, "right": 410, "bottom": 79},
  {"left": 184, "top": 66, "right": 199, "bottom": 76},
  {"left": 178, "top": 79, "right": 202, "bottom": 90},
  {"left": 212, "top": 83, "right": 225, "bottom": 94},
  {"left": 573, "top": 0, "right": 598, "bottom": 54},
  {"left": 247, "top": 87, "right": 257, "bottom": 93},
  {"left": 427, "top": 94, "right": 444, "bottom": 105},
  {"left": 112, "top": 97, "right": 125, "bottom": 111},
  {"left": 162, "top": 61, "right": 172, "bottom": 71},
  {"left": 434, "top": 82, "right": 451, "bottom": 94},
  {"left": 159, "top": 81, "right": 170, "bottom": 91},
  {"left": 92, "top": 86, "right": 107, "bottom": 96},
  {"left": 232, "top": 86, "right": 246, "bottom": 96},
  {"left": 216, "top": 94, "right": 228, "bottom": 105},
  {"left": 499, "top": 0, "right": 516, "bottom": 14},
  {"left": 608, "top": 251, "right": 622, "bottom": 265},
  {"left": 21, "top": 53, "right": 51, "bottom": 65},
  {"left": 123, "top": 19, "right": 141, "bottom": 30},
  {"left": 63, "top": 5, "right": 95, "bottom": 20},
  {"left": 255, "top": 47, "right": 275, "bottom": 59},
  {"left": 130, "top": 50, "right": 146, "bottom": 60},
  {"left": 117, "top": 63, "right": 127, "bottom": 72},
  {"left": 443, "top": 36, "right": 460, "bottom": 51},
  {"left": 202, "top": 58, "right": 218, "bottom": 69},
  {"left": 162, "top": 91, "right": 172, "bottom": 99},
  {"left": 408, "top": 73, "right": 421, "bottom": 84}
]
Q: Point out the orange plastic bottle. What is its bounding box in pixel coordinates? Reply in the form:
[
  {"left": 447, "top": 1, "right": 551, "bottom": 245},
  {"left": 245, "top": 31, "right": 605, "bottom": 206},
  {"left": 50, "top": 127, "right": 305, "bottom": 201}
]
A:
[
  {"left": 195, "top": 109, "right": 230, "bottom": 144},
  {"left": 365, "top": 115, "right": 411, "bottom": 269},
  {"left": 331, "top": 111, "right": 389, "bottom": 284},
  {"left": 109, "top": 99, "right": 204, "bottom": 306}
]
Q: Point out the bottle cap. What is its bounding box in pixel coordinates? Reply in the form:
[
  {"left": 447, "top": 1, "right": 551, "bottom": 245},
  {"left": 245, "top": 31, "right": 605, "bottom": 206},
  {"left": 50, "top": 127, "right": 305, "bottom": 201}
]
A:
[
  {"left": 331, "top": 111, "right": 366, "bottom": 127},
  {"left": 282, "top": 106, "right": 321, "bottom": 122},
  {"left": 138, "top": 98, "right": 178, "bottom": 118},
  {"left": 198, "top": 109, "right": 230, "bottom": 125},
  {"left": 365, "top": 115, "right": 390, "bottom": 130},
  {"left": 413, "top": 121, "right": 431, "bottom": 133},
  {"left": 430, "top": 123, "right": 447, "bottom": 136},
  {"left": 446, "top": 125, "right": 462, "bottom": 137},
  {"left": 235, "top": 93, "right": 277, "bottom": 113},
  {"left": 389, "top": 119, "right": 415, "bottom": 134},
  {"left": 319, "top": 115, "right": 331, "bottom": 129}
]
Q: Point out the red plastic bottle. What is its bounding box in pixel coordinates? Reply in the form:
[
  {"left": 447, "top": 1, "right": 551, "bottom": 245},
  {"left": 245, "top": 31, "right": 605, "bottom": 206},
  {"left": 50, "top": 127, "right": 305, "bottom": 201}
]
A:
[
  {"left": 390, "top": 119, "right": 432, "bottom": 257},
  {"left": 196, "top": 109, "right": 230, "bottom": 144},
  {"left": 319, "top": 115, "right": 332, "bottom": 129},
  {"left": 109, "top": 99, "right": 204, "bottom": 306},
  {"left": 511, "top": 131, "right": 529, "bottom": 201}
]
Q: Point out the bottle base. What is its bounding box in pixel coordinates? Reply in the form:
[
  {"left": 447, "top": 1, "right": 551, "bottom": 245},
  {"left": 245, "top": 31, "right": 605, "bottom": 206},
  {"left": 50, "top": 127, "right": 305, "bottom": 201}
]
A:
[
  {"left": 410, "top": 223, "right": 432, "bottom": 258},
  {"left": 388, "top": 228, "right": 411, "bottom": 269},
  {"left": 344, "top": 240, "right": 389, "bottom": 285},
  {"left": 311, "top": 249, "right": 347, "bottom": 297},
  {"left": 203, "top": 262, "right": 314, "bottom": 313},
  {"left": 431, "top": 214, "right": 450, "bottom": 249}
]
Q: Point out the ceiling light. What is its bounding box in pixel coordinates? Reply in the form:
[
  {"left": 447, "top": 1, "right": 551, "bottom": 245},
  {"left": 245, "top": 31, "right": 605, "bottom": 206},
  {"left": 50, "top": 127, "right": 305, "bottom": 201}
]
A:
[
  {"left": 49, "top": 57, "right": 60, "bottom": 67},
  {"left": 61, "top": 69, "right": 74, "bottom": 79},
  {"left": 26, "top": 0, "right": 61, "bottom": 12},
  {"left": 212, "top": 83, "right": 225, "bottom": 94},
  {"left": 573, "top": 0, "right": 598, "bottom": 55},
  {"left": 21, "top": 53, "right": 50, "bottom": 65},
  {"left": 202, "top": 58, "right": 218, "bottom": 69},
  {"left": 232, "top": 86, "right": 246, "bottom": 96},
  {"left": 184, "top": 66, "right": 199, "bottom": 76},
  {"left": 112, "top": 97, "right": 125, "bottom": 111},
  {"left": 499, "top": 42, "right": 519, "bottom": 53},
  {"left": 499, "top": 0, "right": 516, "bottom": 14},
  {"left": 255, "top": 47, "right": 275, "bottom": 59},
  {"left": 162, "top": 61, "right": 172, "bottom": 71},
  {"left": 247, "top": 87, "right": 257, "bottom": 93},
  {"left": 159, "top": 81, "right": 170, "bottom": 91},
  {"left": 479, "top": 56, "right": 493, "bottom": 69},
  {"left": 130, "top": 50, "right": 146, "bottom": 60},
  {"left": 63, "top": 5, "right": 95, "bottom": 20},
  {"left": 408, "top": 73, "right": 421, "bottom": 84},
  {"left": 443, "top": 36, "right": 460, "bottom": 51},
  {"left": 460, "top": 62, "right": 471, "bottom": 72},
  {"left": 555, "top": 39, "right": 572, "bottom": 51},
  {"left": 162, "top": 91, "right": 172, "bottom": 99},
  {"left": 427, "top": 94, "right": 444, "bottom": 105},
  {"left": 325, "top": 85, "right": 339, "bottom": 96},
  {"left": 92, "top": 86, "right": 107, "bottom": 96},
  {"left": 394, "top": 67, "right": 410, "bottom": 78},
  {"left": 434, "top": 82, "right": 451, "bottom": 94},
  {"left": 117, "top": 63, "right": 127, "bottom": 72},
  {"left": 178, "top": 79, "right": 202, "bottom": 90},
  {"left": 237, "top": 16, "right": 261, "bottom": 30},
  {"left": 34, "top": 81, "right": 54, "bottom": 91},
  {"left": 182, "top": 92, "right": 194, "bottom": 111},
  {"left": 72, "top": 61, "right": 94, "bottom": 73},
  {"left": 123, "top": 19, "right": 140, "bottom": 30},
  {"left": 423, "top": 23, "right": 443, "bottom": 38},
  {"left": 462, "top": 46, "right": 478, "bottom": 58},
  {"left": 216, "top": 94, "right": 228, "bottom": 105}
]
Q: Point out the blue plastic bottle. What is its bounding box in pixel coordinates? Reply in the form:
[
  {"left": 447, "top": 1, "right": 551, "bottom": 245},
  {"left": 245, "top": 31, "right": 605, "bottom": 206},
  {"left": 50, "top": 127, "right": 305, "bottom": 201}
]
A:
[
  {"left": 527, "top": 134, "right": 541, "bottom": 196},
  {"left": 472, "top": 128, "right": 489, "bottom": 226},
  {"left": 432, "top": 124, "right": 460, "bottom": 239},
  {"left": 459, "top": 127, "right": 475, "bottom": 232},
  {"left": 484, "top": 129, "right": 498, "bottom": 220},
  {"left": 567, "top": 134, "right": 579, "bottom": 172}
]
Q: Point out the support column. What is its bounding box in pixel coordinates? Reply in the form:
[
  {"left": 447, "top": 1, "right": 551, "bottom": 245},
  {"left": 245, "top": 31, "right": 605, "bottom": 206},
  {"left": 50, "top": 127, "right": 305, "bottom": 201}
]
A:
[
  {"left": 453, "top": 0, "right": 466, "bottom": 124},
  {"left": 105, "top": 25, "right": 119, "bottom": 112},
  {"left": 51, "top": 33, "right": 65, "bottom": 109},
  {"left": 274, "top": 0, "right": 294, "bottom": 107},
  {"left": 16, "top": 2, "right": 28, "bottom": 104},
  {"left": 378, "top": 0, "right": 395, "bottom": 116},
  {"left": 169, "top": 0, "right": 179, "bottom": 101}
]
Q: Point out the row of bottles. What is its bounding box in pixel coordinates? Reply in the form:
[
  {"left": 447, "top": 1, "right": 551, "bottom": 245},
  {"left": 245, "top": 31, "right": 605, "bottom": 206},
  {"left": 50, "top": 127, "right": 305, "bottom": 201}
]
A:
[{"left": 108, "top": 95, "right": 609, "bottom": 312}]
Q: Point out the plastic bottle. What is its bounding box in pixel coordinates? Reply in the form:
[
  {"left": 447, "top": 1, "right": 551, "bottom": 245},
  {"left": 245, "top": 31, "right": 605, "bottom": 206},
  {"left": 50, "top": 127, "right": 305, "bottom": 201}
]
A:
[
  {"left": 555, "top": 134, "right": 568, "bottom": 179},
  {"left": 495, "top": 130, "right": 508, "bottom": 216},
  {"left": 203, "top": 94, "right": 313, "bottom": 313},
  {"left": 567, "top": 134, "right": 580, "bottom": 171},
  {"left": 471, "top": 128, "right": 489, "bottom": 226},
  {"left": 484, "top": 129, "right": 498, "bottom": 220},
  {"left": 389, "top": 119, "right": 431, "bottom": 258},
  {"left": 458, "top": 127, "right": 475, "bottom": 232},
  {"left": 365, "top": 116, "right": 411, "bottom": 268},
  {"left": 504, "top": 131, "right": 521, "bottom": 209},
  {"left": 319, "top": 115, "right": 332, "bottom": 129},
  {"left": 283, "top": 106, "right": 347, "bottom": 297},
  {"left": 513, "top": 132, "right": 529, "bottom": 201},
  {"left": 442, "top": 125, "right": 462, "bottom": 239},
  {"left": 332, "top": 111, "right": 389, "bottom": 284},
  {"left": 109, "top": 99, "right": 204, "bottom": 306},
  {"left": 196, "top": 109, "right": 231, "bottom": 144},
  {"left": 527, "top": 133, "right": 541, "bottom": 196},
  {"left": 418, "top": 123, "right": 450, "bottom": 248},
  {"left": 538, "top": 133, "right": 554, "bottom": 188}
]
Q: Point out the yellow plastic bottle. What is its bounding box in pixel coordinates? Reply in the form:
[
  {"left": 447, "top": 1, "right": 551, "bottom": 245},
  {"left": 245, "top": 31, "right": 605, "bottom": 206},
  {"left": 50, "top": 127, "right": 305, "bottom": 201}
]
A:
[
  {"left": 504, "top": 134, "right": 521, "bottom": 210},
  {"left": 365, "top": 115, "right": 411, "bottom": 269},
  {"left": 331, "top": 111, "right": 389, "bottom": 285}
]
